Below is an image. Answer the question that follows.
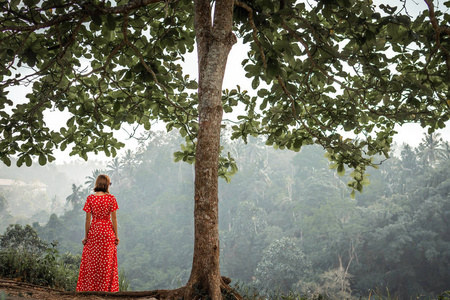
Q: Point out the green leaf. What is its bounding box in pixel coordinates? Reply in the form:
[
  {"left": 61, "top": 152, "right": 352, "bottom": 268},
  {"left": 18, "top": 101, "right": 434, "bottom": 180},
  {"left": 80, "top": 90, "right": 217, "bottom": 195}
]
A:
[
  {"left": 126, "top": 114, "right": 134, "bottom": 123},
  {"left": 359, "top": 112, "right": 369, "bottom": 124},
  {"left": 337, "top": 164, "right": 345, "bottom": 176},
  {"left": 266, "top": 58, "right": 279, "bottom": 79},
  {"left": 323, "top": 4, "right": 332, "bottom": 19},
  {"left": 92, "top": 15, "right": 102, "bottom": 26},
  {"left": 396, "top": 15, "right": 411, "bottom": 26},
  {"left": 24, "top": 0, "right": 36, "bottom": 7},
  {"left": 25, "top": 155, "right": 32, "bottom": 167},
  {"left": 257, "top": 88, "right": 269, "bottom": 98},
  {"left": 251, "top": 77, "right": 260, "bottom": 89},
  {"left": 17, "top": 156, "right": 24, "bottom": 167},
  {"left": 26, "top": 50, "right": 37, "bottom": 67},
  {"left": 67, "top": 116, "right": 75, "bottom": 128},
  {"left": 113, "top": 101, "right": 121, "bottom": 112},
  {"left": 38, "top": 153, "right": 47, "bottom": 166},
  {"left": 9, "top": 0, "right": 20, "bottom": 7},
  {"left": 2, "top": 156, "right": 11, "bottom": 167},
  {"left": 106, "top": 14, "right": 116, "bottom": 31}
]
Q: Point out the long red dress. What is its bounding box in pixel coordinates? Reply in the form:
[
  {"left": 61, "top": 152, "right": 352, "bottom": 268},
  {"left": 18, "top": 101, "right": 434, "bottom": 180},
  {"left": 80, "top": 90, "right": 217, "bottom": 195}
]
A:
[{"left": 76, "top": 194, "right": 119, "bottom": 292}]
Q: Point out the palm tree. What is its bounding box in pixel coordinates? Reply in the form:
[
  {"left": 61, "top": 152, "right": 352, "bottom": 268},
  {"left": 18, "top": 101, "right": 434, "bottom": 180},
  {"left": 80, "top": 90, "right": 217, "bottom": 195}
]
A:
[
  {"left": 121, "top": 149, "right": 135, "bottom": 176},
  {"left": 66, "top": 183, "right": 83, "bottom": 207},
  {"left": 85, "top": 169, "right": 105, "bottom": 191},
  {"left": 400, "top": 143, "right": 418, "bottom": 170},
  {"left": 438, "top": 140, "right": 450, "bottom": 162},
  {"left": 417, "top": 133, "right": 443, "bottom": 167},
  {"left": 107, "top": 157, "right": 123, "bottom": 186}
]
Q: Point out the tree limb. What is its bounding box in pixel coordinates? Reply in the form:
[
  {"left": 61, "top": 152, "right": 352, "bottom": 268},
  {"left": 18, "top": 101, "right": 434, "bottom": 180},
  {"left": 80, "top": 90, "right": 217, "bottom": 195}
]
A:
[{"left": 0, "top": 0, "right": 163, "bottom": 32}]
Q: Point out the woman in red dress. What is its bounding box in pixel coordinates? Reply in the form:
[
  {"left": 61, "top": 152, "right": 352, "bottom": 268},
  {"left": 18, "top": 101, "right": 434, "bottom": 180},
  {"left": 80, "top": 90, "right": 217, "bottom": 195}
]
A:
[{"left": 76, "top": 174, "right": 120, "bottom": 292}]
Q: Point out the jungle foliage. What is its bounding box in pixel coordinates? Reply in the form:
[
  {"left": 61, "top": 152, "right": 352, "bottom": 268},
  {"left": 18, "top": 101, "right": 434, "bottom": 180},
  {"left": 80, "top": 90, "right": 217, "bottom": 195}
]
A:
[
  {"left": 1, "top": 0, "right": 449, "bottom": 197},
  {"left": 1, "top": 130, "right": 449, "bottom": 299},
  {"left": 0, "top": 224, "right": 80, "bottom": 290}
]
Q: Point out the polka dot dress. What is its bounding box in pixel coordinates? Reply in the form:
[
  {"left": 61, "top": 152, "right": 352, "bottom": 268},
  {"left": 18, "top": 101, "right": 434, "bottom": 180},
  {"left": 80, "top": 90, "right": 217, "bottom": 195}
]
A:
[{"left": 76, "top": 194, "right": 119, "bottom": 292}]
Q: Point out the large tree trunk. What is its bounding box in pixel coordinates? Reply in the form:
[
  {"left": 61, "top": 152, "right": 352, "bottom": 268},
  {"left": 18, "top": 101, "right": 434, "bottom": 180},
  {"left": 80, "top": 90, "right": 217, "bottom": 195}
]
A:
[{"left": 184, "top": 1, "right": 236, "bottom": 299}]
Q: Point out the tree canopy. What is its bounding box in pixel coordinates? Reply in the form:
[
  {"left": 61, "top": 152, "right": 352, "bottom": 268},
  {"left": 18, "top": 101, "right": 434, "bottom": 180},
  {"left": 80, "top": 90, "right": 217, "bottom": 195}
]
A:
[{"left": 0, "top": 0, "right": 449, "bottom": 191}]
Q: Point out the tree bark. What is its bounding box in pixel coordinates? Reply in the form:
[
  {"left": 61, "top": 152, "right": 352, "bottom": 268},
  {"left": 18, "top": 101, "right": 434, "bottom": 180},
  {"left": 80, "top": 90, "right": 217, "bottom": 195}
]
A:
[{"left": 184, "top": 1, "right": 236, "bottom": 299}]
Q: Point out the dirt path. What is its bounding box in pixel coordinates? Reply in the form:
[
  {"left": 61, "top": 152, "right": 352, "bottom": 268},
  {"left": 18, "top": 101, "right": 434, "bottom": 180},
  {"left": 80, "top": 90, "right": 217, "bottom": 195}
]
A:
[{"left": 0, "top": 279, "right": 157, "bottom": 300}]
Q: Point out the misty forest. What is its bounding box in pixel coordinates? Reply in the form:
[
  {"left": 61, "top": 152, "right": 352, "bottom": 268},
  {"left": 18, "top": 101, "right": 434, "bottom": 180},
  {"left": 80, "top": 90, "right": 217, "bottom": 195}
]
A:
[{"left": 0, "top": 129, "right": 449, "bottom": 299}]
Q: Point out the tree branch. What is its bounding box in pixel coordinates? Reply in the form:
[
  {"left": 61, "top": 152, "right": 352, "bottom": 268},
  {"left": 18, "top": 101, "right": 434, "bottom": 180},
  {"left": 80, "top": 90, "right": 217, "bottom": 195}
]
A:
[
  {"left": 212, "top": 0, "right": 234, "bottom": 39},
  {"left": 424, "top": 0, "right": 450, "bottom": 69},
  {"left": 194, "top": 0, "right": 212, "bottom": 45},
  {"left": 0, "top": 0, "right": 163, "bottom": 32},
  {"left": 234, "top": 1, "right": 267, "bottom": 69}
]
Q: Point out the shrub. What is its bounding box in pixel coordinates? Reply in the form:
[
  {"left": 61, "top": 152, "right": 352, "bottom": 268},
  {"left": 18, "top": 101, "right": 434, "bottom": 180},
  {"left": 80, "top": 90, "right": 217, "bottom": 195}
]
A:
[
  {"left": 438, "top": 291, "right": 450, "bottom": 300},
  {"left": 0, "top": 224, "right": 80, "bottom": 291}
]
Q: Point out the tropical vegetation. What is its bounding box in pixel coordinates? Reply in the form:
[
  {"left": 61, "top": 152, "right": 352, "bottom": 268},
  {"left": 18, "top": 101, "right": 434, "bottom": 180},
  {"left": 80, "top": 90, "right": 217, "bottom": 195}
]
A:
[{"left": 0, "top": 130, "right": 449, "bottom": 299}]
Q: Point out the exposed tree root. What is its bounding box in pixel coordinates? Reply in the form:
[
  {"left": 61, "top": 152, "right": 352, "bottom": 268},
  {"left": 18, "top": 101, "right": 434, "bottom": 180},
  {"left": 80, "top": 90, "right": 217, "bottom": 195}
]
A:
[
  {"left": 220, "top": 276, "right": 243, "bottom": 300},
  {"left": 0, "top": 277, "right": 242, "bottom": 300},
  {"left": 60, "top": 289, "right": 173, "bottom": 298},
  {"left": 60, "top": 276, "right": 242, "bottom": 299},
  {"left": 150, "top": 276, "right": 243, "bottom": 300}
]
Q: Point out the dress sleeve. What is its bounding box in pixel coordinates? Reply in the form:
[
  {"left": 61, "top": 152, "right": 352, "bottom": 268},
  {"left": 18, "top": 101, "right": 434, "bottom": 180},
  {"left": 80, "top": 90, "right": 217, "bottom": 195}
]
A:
[
  {"left": 110, "top": 195, "right": 119, "bottom": 212},
  {"left": 82, "top": 196, "right": 91, "bottom": 213}
]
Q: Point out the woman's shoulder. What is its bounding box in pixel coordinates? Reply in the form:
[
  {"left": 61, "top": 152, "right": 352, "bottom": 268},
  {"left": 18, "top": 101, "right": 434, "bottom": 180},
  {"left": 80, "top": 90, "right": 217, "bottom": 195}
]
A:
[
  {"left": 90, "top": 192, "right": 114, "bottom": 197},
  {"left": 100, "top": 193, "right": 116, "bottom": 199}
]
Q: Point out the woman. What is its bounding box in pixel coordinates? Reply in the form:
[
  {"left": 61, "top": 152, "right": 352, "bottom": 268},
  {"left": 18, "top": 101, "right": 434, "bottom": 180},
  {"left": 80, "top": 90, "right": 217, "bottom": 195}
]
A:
[{"left": 76, "top": 174, "right": 120, "bottom": 292}]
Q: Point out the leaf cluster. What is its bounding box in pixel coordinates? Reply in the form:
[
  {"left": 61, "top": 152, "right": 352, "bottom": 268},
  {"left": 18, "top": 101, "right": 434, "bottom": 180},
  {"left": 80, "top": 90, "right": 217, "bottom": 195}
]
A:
[
  {"left": 231, "top": 0, "right": 450, "bottom": 193},
  {"left": 1, "top": 0, "right": 450, "bottom": 195},
  {"left": 0, "top": 0, "right": 198, "bottom": 165}
]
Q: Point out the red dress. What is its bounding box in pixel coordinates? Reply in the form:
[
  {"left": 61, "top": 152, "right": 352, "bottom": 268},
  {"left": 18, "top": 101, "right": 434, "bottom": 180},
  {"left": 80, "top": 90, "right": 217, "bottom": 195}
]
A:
[{"left": 76, "top": 194, "right": 119, "bottom": 292}]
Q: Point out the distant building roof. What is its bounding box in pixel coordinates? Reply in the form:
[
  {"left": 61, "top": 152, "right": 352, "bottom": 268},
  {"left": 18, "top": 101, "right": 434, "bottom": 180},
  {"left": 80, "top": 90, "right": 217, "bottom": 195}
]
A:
[
  {"left": 0, "top": 179, "right": 47, "bottom": 188},
  {"left": 0, "top": 179, "right": 26, "bottom": 186}
]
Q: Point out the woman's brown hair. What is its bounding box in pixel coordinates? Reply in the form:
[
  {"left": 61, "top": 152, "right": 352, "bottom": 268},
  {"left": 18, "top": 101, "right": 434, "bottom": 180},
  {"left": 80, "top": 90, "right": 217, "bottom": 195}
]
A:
[{"left": 93, "top": 174, "right": 110, "bottom": 193}]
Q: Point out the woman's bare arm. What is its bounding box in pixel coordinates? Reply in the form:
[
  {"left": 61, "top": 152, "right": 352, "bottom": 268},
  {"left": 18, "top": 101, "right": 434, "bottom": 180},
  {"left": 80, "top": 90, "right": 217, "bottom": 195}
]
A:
[
  {"left": 112, "top": 210, "right": 119, "bottom": 245},
  {"left": 83, "top": 212, "right": 91, "bottom": 245}
]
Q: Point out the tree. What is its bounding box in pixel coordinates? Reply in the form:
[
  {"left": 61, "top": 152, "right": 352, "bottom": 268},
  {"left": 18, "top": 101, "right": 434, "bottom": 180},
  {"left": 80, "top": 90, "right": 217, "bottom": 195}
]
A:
[
  {"left": 255, "top": 237, "right": 311, "bottom": 293},
  {"left": 221, "top": 201, "right": 268, "bottom": 282},
  {"left": 65, "top": 183, "right": 83, "bottom": 207},
  {"left": 1, "top": 0, "right": 449, "bottom": 298},
  {"left": 119, "top": 149, "right": 138, "bottom": 187},
  {"left": 107, "top": 157, "right": 123, "bottom": 185},
  {"left": 417, "top": 133, "right": 443, "bottom": 167},
  {"left": 439, "top": 140, "right": 450, "bottom": 162},
  {"left": 0, "top": 224, "right": 48, "bottom": 254},
  {"left": 84, "top": 168, "right": 105, "bottom": 191}
]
